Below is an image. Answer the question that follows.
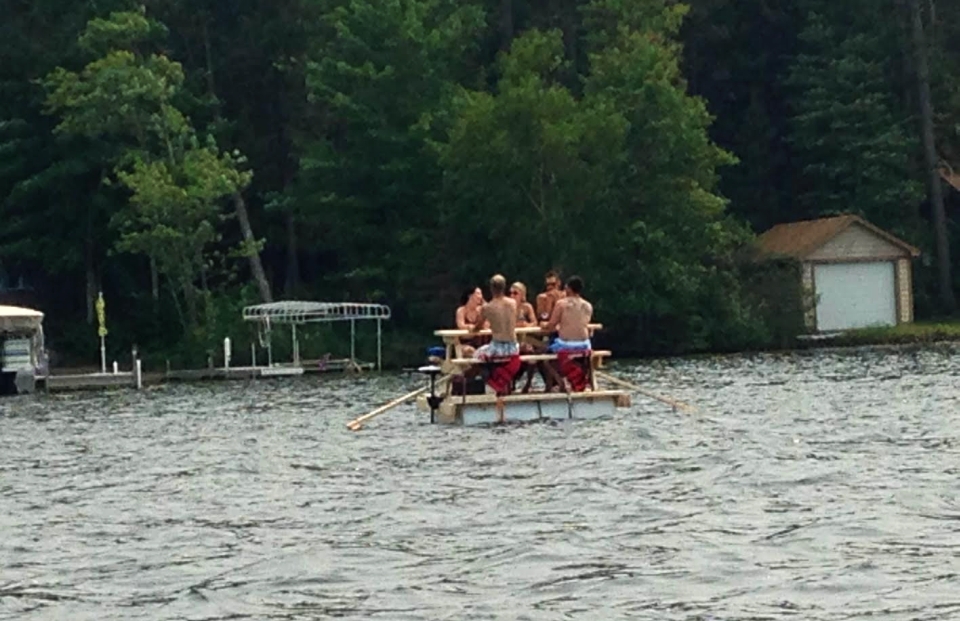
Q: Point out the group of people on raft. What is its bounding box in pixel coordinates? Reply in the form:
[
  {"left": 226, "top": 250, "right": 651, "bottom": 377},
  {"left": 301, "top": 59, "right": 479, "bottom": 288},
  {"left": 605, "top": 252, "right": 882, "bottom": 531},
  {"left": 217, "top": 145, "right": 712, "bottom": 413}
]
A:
[{"left": 452, "top": 270, "right": 595, "bottom": 394}]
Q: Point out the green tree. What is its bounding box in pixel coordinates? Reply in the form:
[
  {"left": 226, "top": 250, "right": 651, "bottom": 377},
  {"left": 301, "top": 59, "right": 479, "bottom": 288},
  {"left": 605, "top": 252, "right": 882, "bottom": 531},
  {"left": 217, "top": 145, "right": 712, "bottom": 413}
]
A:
[
  {"left": 785, "top": 9, "right": 924, "bottom": 237},
  {"left": 43, "top": 8, "right": 253, "bottom": 329},
  {"left": 680, "top": 0, "right": 802, "bottom": 232},
  {"left": 0, "top": 0, "right": 131, "bottom": 325},
  {"left": 439, "top": 0, "right": 756, "bottom": 352},
  {"left": 290, "top": 0, "right": 486, "bottom": 320},
  {"left": 584, "top": 0, "right": 753, "bottom": 351},
  {"left": 437, "top": 29, "right": 627, "bottom": 279}
]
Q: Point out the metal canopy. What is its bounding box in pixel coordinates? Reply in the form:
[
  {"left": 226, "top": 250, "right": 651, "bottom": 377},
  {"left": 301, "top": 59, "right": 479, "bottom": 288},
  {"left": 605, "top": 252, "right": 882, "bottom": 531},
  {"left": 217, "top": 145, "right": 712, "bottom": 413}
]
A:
[
  {"left": 242, "top": 301, "right": 391, "bottom": 324},
  {"left": 241, "top": 301, "right": 391, "bottom": 371}
]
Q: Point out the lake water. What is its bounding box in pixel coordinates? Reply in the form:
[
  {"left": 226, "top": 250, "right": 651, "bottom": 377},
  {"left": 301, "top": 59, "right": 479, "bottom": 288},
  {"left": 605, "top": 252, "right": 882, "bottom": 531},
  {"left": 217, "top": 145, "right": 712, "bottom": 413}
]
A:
[{"left": 3, "top": 346, "right": 960, "bottom": 620}]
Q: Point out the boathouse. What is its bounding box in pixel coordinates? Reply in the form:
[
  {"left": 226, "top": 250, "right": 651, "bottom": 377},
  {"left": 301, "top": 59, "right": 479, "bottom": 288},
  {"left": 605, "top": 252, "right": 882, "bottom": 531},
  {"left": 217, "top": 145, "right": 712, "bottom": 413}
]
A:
[{"left": 757, "top": 214, "right": 920, "bottom": 333}]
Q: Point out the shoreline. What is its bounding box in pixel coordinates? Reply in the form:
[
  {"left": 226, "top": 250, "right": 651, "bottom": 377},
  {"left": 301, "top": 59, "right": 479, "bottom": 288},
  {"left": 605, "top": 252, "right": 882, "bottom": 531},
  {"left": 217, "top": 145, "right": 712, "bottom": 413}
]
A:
[{"left": 30, "top": 322, "right": 960, "bottom": 391}]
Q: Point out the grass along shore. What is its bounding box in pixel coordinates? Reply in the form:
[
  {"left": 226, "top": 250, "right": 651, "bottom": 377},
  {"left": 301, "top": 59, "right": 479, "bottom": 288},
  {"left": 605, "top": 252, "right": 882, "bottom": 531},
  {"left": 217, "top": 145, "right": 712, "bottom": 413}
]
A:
[{"left": 801, "top": 320, "right": 960, "bottom": 349}]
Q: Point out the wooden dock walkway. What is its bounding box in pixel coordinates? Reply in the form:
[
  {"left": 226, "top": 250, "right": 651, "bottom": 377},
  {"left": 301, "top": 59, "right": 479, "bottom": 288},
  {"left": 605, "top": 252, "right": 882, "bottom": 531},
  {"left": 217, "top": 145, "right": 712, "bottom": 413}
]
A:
[{"left": 37, "top": 358, "right": 375, "bottom": 393}]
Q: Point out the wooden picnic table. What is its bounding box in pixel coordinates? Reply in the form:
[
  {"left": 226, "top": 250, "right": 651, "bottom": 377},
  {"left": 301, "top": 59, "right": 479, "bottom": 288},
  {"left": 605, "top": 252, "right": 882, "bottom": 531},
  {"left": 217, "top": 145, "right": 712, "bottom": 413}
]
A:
[
  {"left": 432, "top": 324, "right": 603, "bottom": 360},
  {"left": 433, "top": 323, "right": 602, "bottom": 338}
]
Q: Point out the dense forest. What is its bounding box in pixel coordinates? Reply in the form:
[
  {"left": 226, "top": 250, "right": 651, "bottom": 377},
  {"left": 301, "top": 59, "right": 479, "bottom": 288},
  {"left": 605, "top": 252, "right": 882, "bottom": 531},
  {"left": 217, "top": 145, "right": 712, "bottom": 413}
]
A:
[{"left": 1, "top": 0, "right": 959, "bottom": 367}]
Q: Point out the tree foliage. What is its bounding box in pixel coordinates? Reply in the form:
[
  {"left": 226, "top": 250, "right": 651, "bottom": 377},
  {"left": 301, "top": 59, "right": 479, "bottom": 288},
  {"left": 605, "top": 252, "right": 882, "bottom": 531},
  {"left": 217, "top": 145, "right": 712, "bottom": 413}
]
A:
[
  {"left": 2, "top": 0, "right": 960, "bottom": 364},
  {"left": 784, "top": 9, "right": 923, "bottom": 236},
  {"left": 43, "top": 8, "right": 253, "bottom": 330}
]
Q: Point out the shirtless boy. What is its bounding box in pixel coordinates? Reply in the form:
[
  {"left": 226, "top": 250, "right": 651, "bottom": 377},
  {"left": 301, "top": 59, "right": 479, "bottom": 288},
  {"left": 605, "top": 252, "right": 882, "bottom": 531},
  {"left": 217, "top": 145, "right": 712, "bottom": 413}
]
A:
[
  {"left": 535, "top": 270, "right": 564, "bottom": 326},
  {"left": 472, "top": 274, "right": 519, "bottom": 360},
  {"left": 543, "top": 275, "right": 593, "bottom": 352}
]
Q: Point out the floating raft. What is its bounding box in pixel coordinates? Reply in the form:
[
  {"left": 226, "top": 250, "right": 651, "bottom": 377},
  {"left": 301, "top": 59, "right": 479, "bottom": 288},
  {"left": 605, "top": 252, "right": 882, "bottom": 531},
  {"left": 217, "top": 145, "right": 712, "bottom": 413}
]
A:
[
  {"left": 417, "top": 324, "right": 630, "bottom": 426},
  {"left": 417, "top": 388, "right": 630, "bottom": 426}
]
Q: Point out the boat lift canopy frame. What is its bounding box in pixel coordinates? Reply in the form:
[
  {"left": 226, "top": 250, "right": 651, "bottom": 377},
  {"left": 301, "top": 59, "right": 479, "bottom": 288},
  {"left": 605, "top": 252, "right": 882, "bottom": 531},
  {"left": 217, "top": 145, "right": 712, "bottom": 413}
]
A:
[{"left": 242, "top": 301, "right": 392, "bottom": 371}]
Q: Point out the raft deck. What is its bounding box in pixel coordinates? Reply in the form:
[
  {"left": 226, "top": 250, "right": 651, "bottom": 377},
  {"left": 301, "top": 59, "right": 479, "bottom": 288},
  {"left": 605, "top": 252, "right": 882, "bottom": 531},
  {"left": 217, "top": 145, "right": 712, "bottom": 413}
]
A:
[{"left": 420, "top": 325, "right": 630, "bottom": 426}]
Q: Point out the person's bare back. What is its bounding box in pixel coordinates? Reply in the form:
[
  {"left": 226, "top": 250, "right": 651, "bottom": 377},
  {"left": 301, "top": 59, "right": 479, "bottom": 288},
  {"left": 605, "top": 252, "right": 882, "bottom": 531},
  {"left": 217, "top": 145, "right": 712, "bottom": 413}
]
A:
[
  {"left": 479, "top": 295, "right": 517, "bottom": 342},
  {"left": 544, "top": 275, "right": 592, "bottom": 342},
  {"left": 554, "top": 295, "right": 592, "bottom": 341},
  {"left": 472, "top": 274, "right": 520, "bottom": 361}
]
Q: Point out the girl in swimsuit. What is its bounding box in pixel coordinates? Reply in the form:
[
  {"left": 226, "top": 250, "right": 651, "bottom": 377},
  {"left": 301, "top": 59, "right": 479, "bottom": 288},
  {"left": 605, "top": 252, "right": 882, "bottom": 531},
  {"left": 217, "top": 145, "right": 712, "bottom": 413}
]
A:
[
  {"left": 455, "top": 287, "right": 489, "bottom": 351},
  {"left": 509, "top": 282, "right": 537, "bottom": 327},
  {"left": 456, "top": 287, "right": 484, "bottom": 329},
  {"left": 510, "top": 281, "right": 553, "bottom": 391}
]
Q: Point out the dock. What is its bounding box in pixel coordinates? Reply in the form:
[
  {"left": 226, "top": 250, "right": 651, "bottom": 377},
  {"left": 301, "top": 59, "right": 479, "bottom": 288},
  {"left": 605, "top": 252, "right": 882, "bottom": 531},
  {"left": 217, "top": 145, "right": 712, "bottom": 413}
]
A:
[
  {"left": 40, "top": 372, "right": 135, "bottom": 392},
  {"left": 36, "top": 358, "right": 375, "bottom": 393},
  {"left": 22, "top": 300, "right": 390, "bottom": 395}
]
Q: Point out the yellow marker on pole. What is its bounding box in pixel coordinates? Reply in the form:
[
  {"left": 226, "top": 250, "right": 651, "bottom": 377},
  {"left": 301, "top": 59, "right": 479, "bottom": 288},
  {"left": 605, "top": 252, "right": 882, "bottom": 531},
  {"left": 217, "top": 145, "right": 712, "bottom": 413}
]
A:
[{"left": 96, "top": 291, "right": 107, "bottom": 373}]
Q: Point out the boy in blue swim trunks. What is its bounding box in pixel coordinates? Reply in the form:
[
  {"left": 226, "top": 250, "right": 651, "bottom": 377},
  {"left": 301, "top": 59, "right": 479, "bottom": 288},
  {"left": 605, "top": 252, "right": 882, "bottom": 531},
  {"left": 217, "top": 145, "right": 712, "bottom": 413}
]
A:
[
  {"left": 542, "top": 275, "right": 593, "bottom": 351},
  {"left": 540, "top": 275, "right": 594, "bottom": 391}
]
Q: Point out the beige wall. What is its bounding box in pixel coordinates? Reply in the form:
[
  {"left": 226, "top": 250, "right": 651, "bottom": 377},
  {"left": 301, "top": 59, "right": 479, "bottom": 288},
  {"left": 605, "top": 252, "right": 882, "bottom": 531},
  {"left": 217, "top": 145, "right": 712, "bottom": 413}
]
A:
[
  {"left": 897, "top": 258, "right": 913, "bottom": 323},
  {"left": 807, "top": 224, "right": 904, "bottom": 261}
]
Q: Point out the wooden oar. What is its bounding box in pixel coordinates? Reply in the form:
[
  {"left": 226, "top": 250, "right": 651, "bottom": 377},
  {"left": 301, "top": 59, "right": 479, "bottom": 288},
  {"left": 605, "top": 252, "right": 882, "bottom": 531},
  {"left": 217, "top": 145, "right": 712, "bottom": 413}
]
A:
[
  {"left": 346, "top": 376, "right": 450, "bottom": 431},
  {"left": 595, "top": 370, "right": 696, "bottom": 413}
]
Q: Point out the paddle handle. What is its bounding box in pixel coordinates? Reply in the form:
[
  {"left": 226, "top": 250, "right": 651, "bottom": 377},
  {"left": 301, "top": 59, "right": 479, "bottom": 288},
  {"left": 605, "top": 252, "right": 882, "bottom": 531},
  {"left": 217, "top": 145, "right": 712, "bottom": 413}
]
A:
[
  {"left": 596, "top": 371, "right": 696, "bottom": 413},
  {"left": 347, "top": 374, "right": 452, "bottom": 430},
  {"left": 347, "top": 386, "right": 428, "bottom": 430}
]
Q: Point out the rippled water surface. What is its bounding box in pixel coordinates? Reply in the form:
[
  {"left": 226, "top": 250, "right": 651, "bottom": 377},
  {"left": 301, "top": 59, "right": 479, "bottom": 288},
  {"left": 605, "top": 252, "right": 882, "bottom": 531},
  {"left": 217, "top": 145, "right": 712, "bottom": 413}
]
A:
[{"left": 4, "top": 346, "right": 960, "bottom": 620}]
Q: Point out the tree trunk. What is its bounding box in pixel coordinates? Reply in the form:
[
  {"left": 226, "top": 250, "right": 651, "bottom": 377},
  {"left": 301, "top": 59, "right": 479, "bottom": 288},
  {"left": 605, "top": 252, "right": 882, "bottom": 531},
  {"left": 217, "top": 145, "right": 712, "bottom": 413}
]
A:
[
  {"left": 284, "top": 212, "right": 300, "bottom": 295},
  {"left": 201, "top": 17, "right": 272, "bottom": 304},
  {"left": 85, "top": 230, "right": 96, "bottom": 325},
  {"left": 499, "top": 0, "right": 513, "bottom": 51},
  {"left": 562, "top": 0, "right": 577, "bottom": 72},
  {"left": 150, "top": 258, "right": 160, "bottom": 302},
  {"left": 167, "top": 275, "right": 186, "bottom": 332},
  {"left": 180, "top": 277, "right": 199, "bottom": 330},
  {"left": 233, "top": 192, "right": 273, "bottom": 303},
  {"left": 199, "top": 255, "right": 209, "bottom": 296},
  {"left": 910, "top": 0, "right": 955, "bottom": 311},
  {"left": 202, "top": 19, "right": 217, "bottom": 104}
]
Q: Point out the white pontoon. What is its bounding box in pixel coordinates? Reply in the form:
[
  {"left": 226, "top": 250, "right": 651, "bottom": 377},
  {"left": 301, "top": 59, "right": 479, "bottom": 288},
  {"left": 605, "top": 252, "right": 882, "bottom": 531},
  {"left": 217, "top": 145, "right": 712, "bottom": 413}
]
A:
[{"left": 0, "top": 305, "right": 45, "bottom": 395}]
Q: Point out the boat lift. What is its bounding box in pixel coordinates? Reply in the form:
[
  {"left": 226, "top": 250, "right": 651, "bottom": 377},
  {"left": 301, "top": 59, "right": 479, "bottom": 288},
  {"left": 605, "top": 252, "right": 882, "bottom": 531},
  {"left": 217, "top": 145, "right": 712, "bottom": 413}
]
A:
[{"left": 242, "top": 301, "right": 392, "bottom": 371}]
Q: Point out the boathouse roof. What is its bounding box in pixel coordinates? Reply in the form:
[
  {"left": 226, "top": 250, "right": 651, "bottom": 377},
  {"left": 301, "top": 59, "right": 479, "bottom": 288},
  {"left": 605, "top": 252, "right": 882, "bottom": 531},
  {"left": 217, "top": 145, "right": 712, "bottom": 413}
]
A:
[{"left": 756, "top": 214, "right": 920, "bottom": 260}]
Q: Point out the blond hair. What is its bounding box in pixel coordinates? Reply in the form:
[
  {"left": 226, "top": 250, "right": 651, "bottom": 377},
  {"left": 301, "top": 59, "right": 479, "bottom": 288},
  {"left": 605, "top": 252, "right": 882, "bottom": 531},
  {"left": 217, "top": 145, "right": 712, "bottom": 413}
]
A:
[{"left": 511, "top": 281, "right": 527, "bottom": 300}]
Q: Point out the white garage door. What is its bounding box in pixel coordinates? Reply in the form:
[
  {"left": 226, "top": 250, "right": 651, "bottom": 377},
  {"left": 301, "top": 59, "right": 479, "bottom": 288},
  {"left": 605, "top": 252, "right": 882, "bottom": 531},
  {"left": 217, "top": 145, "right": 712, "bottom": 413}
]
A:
[{"left": 814, "top": 262, "right": 897, "bottom": 332}]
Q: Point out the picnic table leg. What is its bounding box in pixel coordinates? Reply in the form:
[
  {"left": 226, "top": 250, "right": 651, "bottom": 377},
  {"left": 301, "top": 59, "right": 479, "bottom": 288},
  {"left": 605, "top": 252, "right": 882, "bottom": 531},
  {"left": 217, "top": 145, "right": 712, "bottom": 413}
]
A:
[
  {"left": 589, "top": 355, "right": 599, "bottom": 391},
  {"left": 542, "top": 359, "right": 566, "bottom": 393}
]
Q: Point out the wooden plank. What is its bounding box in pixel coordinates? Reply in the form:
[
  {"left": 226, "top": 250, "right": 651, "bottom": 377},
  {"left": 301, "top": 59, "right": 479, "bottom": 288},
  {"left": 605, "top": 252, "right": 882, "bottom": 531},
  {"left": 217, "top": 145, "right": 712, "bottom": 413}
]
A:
[
  {"left": 446, "top": 350, "right": 612, "bottom": 366},
  {"left": 433, "top": 324, "right": 602, "bottom": 337},
  {"left": 260, "top": 366, "right": 305, "bottom": 377},
  {"left": 448, "top": 389, "right": 628, "bottom": 405},
  {"left": 44, "top": 372, "right": 136, "bottom": 391}
]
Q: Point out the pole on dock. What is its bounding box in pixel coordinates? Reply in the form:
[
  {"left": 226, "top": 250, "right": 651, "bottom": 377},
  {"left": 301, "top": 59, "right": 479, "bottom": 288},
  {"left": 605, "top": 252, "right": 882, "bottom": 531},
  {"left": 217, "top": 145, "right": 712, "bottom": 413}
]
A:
[
  {"left": 223, "top": 337, "right": 231, "bottom": 370},
  {"left": 376, "top": 318, "right": 382, "bottom": 372},
  {"left": 135, "top": 359, "right": 142, "bottom": 389},
  {"left": 292, "top": 324, "right": 299, "bottom": 366},
  {"left": 350, "top": 318, "right": 356, "bottom": 365},
  {"left": 96, "top": 291, "right": 107, "bottom": 374}
]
